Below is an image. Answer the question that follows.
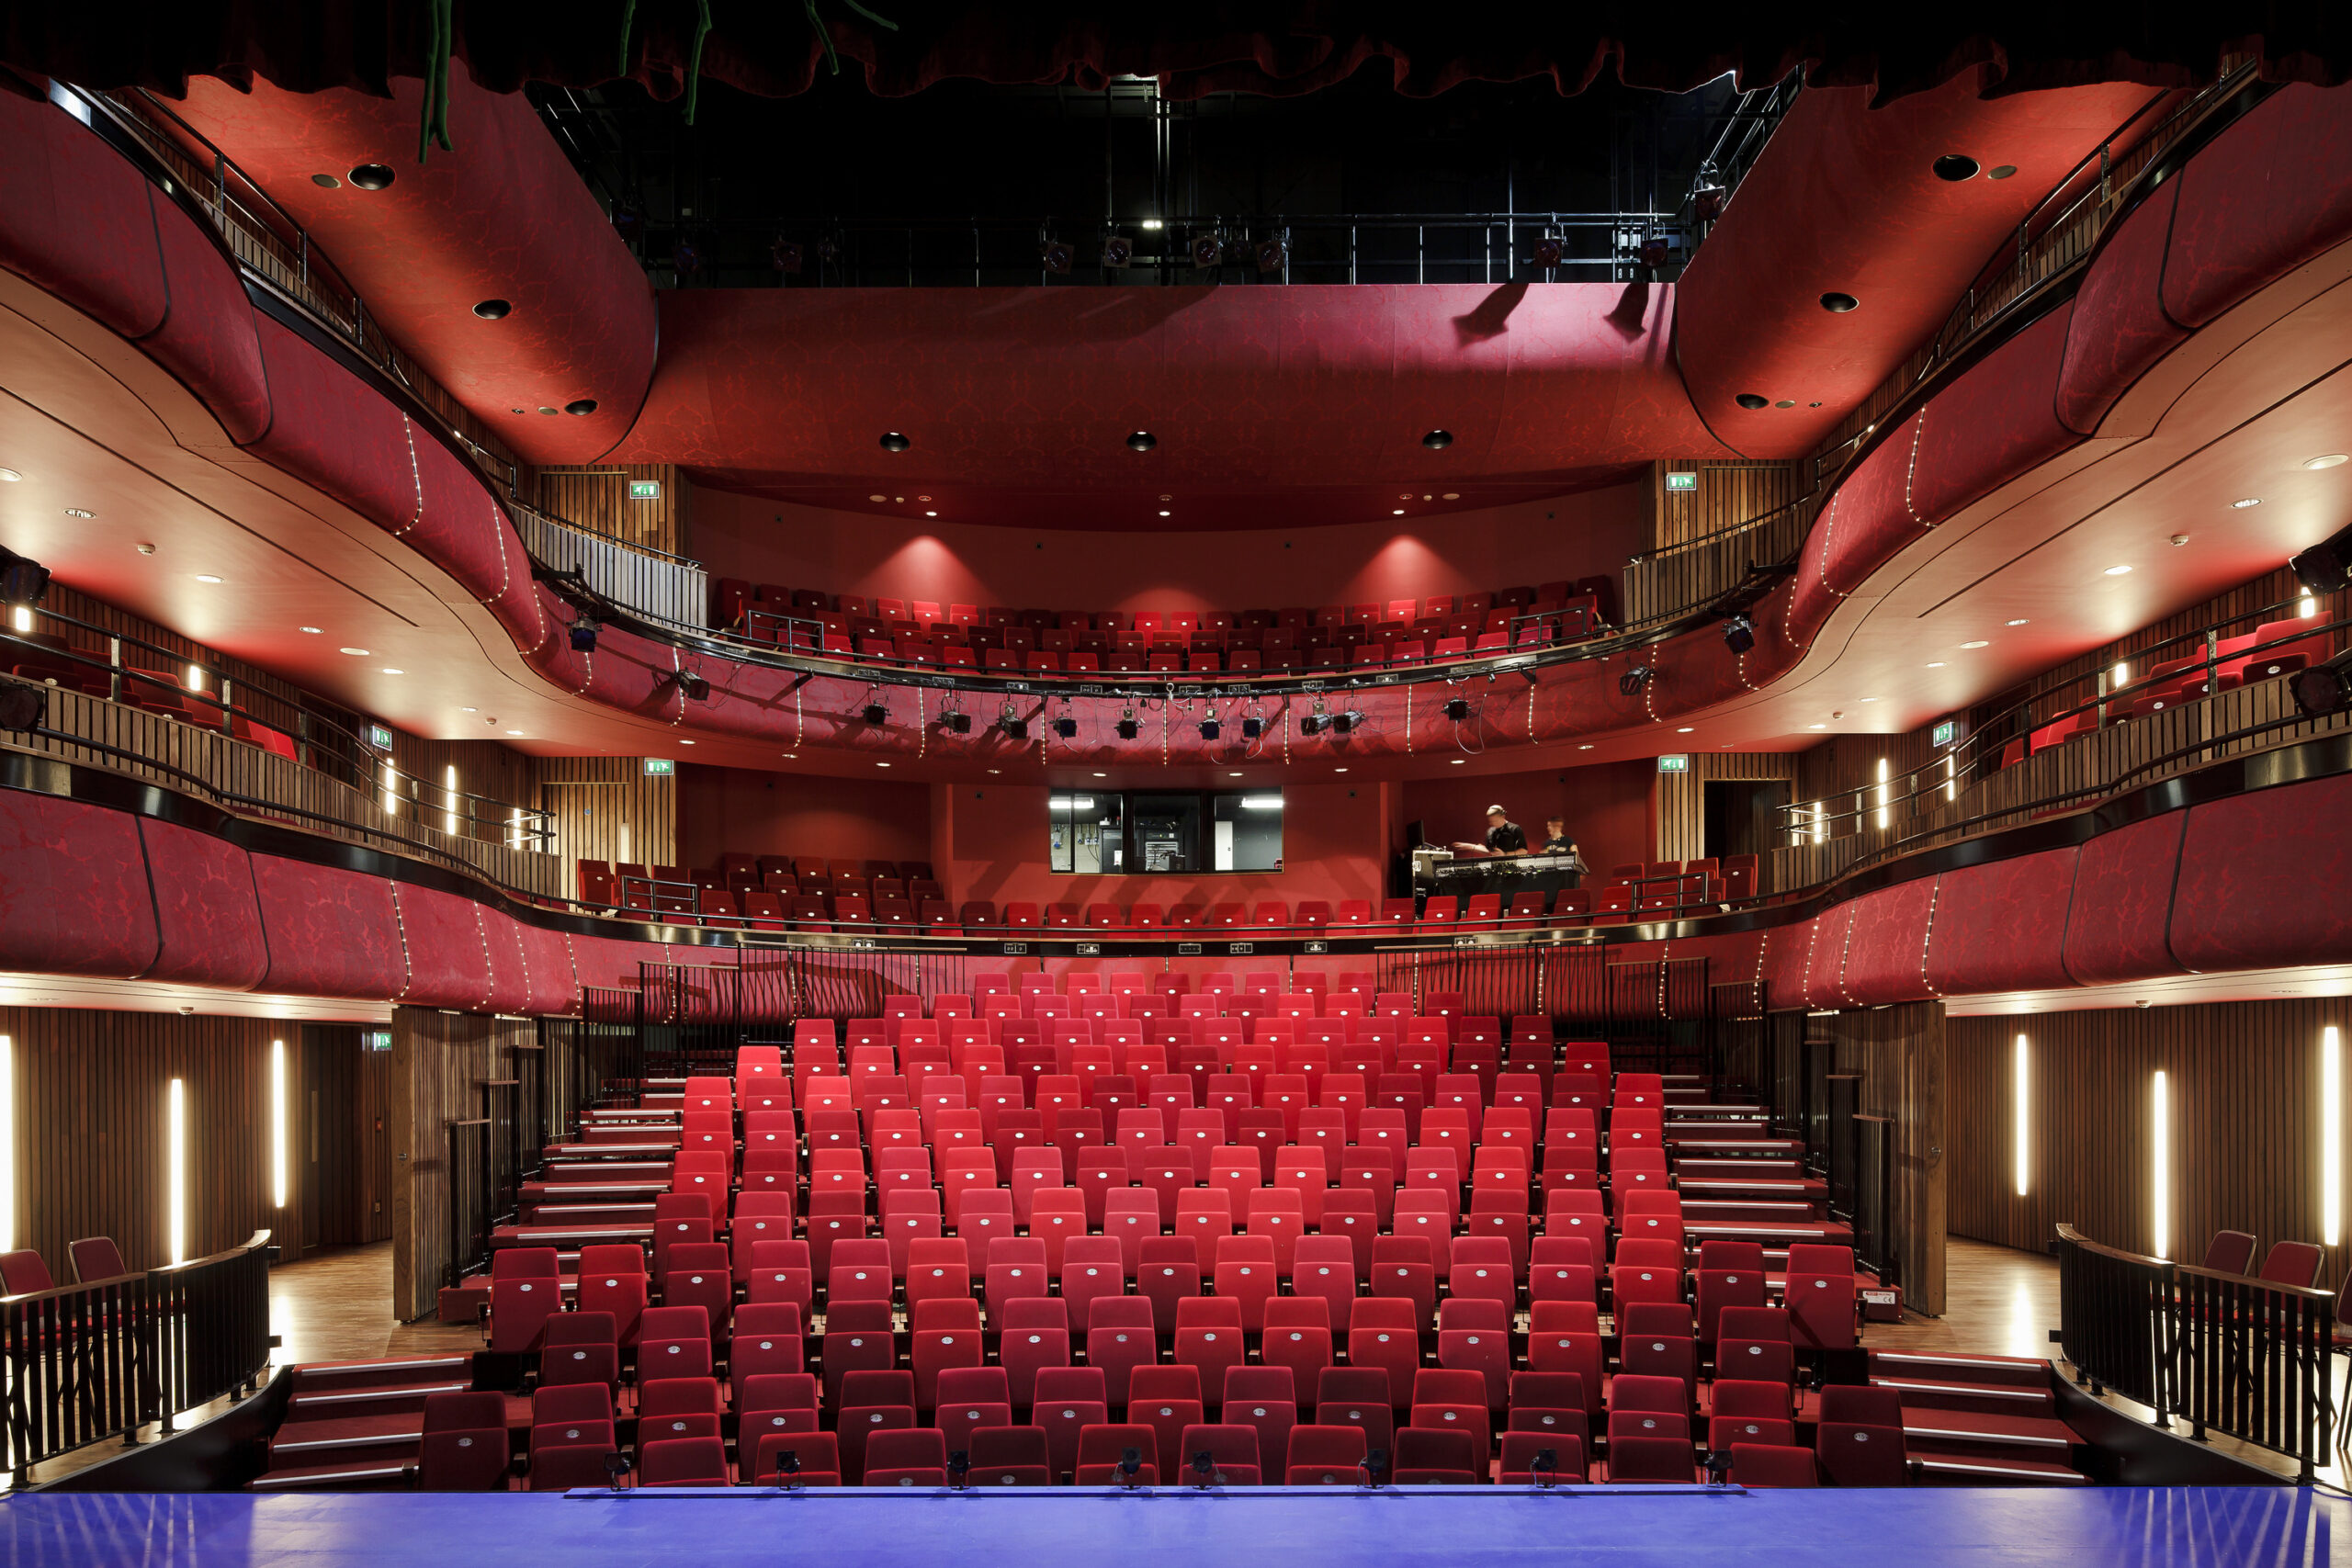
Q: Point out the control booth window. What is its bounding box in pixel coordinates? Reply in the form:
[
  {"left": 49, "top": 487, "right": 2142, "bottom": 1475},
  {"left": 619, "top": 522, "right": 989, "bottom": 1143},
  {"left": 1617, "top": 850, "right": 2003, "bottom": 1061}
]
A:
[{"left": 1049, "top": 790, "right": 1281, "bottom": 873}]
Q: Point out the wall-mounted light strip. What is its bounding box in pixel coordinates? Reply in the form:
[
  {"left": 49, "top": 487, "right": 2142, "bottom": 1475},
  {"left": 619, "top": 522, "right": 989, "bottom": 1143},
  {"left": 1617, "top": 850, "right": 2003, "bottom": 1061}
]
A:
[
  {"left": 0, "top": 1034, "right": 13, "bottom": 1255},
  {"left": 382, "top": 764, "right": 401, "bottom": 818},
  {"left": 2151, "top": 1069, "right": 2171, "bottom": 1260},
  {"left": 2013, "top": 1032, "right": 2030, "bottom": 1197},
  {"left": 271, "top": 1039, "right": 288, "bottom": 1211},
  {"left": 2325, "top": 1026, "right": 2343, "bottom": 1247},
  {"left": 443, "top": 764, "right": 459, "bottom": 836},
  {"left": 1810, "top": 801, "right": 1826, "bottom": 846},
  {"left": 167, "top": 1077, "right": 187, "bottom": 1265},
  {"left": 1874, "top": 758, "right": 1891, "bottom": 830}
]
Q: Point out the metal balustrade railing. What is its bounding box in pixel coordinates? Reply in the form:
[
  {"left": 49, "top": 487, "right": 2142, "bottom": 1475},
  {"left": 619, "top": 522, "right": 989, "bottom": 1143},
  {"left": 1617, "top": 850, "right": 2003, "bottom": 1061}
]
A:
[
  {"left": 2055, "top": 1224, "right": 2338, "bottom": 1481},
  {"left": 0, "top": 1230, "right": 272, "bottom": 1480}
]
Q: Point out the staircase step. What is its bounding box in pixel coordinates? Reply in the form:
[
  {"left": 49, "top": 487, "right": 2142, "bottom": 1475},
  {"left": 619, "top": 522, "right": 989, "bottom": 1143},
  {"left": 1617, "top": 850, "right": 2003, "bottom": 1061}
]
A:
[
  {"left": 1909, "top": 1450, "right": 2087, "bottom": 1486},
  {"left": 1897, "top": 1407, "right": 2078, "bottom": 1455},
  {"left": 289, "top": 1355, "right": 472, "bottom": 1393},
  {"left": 269, "top": 1411, "right": 431, "bottom": 1468},
  {"left": 1871, "top": 1375, "right": 2054, "bottom": 1417},
  {"left": 287, "top": 1379, "right": 472, "bottom": 1417},
  {"left": 1871, "top": 1350, "right": 2052, "bottom": 1389},
  {"left": 247, "top": 1460, "right": 417, "bottom": 1493}
]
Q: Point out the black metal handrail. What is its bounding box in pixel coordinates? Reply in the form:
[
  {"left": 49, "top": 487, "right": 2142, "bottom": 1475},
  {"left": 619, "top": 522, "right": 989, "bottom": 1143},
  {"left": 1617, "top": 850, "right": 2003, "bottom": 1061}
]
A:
[
  {"left": 0, "top": 1229, "right": 272, "bottom": 1479},
  {"left": 2055, "top": 1223, "right": 2337, "bottom": 1481}
]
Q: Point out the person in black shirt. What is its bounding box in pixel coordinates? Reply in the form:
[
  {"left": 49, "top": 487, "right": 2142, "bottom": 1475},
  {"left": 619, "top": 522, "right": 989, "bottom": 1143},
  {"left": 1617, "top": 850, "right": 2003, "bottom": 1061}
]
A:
[
  {"left": 1484, "top": 806, "right": 1527, "bottom": 854},
  {"left": 1542, "top": 816, "right": 1587, "bottom": 889}
]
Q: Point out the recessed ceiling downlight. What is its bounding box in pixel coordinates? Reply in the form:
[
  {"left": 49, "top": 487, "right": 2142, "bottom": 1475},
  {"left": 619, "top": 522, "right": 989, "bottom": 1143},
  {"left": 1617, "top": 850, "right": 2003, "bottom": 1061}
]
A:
[
  {"left": 472, "top": 299, "right": 512, "bottom": 320},
  {"left": 347, "top": 164, "right": 396, "bottom": 191},
  {"left": 1819, "top": 292, "right": 1859, "bottom": 313},
  {"left": 1933, "top": 154, "right": 1982, "bottom": 181}
]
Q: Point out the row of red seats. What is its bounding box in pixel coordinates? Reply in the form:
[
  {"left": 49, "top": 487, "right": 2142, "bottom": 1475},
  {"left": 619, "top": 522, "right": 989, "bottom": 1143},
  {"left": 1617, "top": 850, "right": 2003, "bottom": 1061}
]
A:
[{"left": 711, "top": 583, "right": 1618, "bottom": 641}]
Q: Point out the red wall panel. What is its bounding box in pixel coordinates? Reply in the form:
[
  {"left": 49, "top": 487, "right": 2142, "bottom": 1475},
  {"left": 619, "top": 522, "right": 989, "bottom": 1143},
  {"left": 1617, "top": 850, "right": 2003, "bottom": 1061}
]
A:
[
  {"left": 251, "top": 856, "right": 405, "bottom": 998},
  {"left": 0, "top": 789, "right": 158, "bottom": 978},
  {"left": 2060, "top": 811, "right": 2187, "bottom": 985},
  {"left": 2170, "top": 773, "right": 2352, "bottom": 972},
  {"left": 1904, "top": 305, "right": 2079, "bottom": 524},
  {"left": 2162, "top": 85, "right": 2352, "bottom": 329},
  {"left": 136, "top": 817, "right": 268, "bottom": 989},
  {"left": 137, "top": 196, "right": 273, "bottom": 445},
  {"left": 2054, "top": 179, "right": 2188, "bottom": 434},
  {"left": 1838, "top": 878, "right": 1939, "bottom": 1006},
  {"left": 245, "top": 315, "right": 423, "bottom": 536},
  {"left": 1804, "top": 901, "right": 1859, "bottom": 1009},
  {"left": 0, "top": 92, "right": 166, "bottom": 342},
  {"left": 1924, "top": 847, "right": 2080, "bottom": 995},
  {"left": 676, "top": 765, "right": 933, "bottom": 876},
  {"left": 514, "top": 922, "right": 582, "bottom": 1017},
  {"left": 389, "top": 885, "right": 496, "bottom": 1008}
]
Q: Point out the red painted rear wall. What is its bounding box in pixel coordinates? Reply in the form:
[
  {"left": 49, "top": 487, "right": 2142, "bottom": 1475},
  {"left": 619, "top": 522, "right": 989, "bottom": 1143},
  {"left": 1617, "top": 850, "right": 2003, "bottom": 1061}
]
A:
[
  {"left": 677, "top": 764, "right": 934, "bottom": 871},
  {"left": 692, "top": 484, "right": 1643, "bottom": 615}
]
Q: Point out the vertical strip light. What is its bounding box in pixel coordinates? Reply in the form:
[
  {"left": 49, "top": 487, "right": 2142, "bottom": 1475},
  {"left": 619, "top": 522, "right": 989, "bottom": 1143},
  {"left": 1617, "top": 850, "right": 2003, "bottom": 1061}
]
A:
[
  {"left": 2013, "top": 1033, "right": 2030, "bottom": 1197},
  {"left": 1810, "top": 802, "right": 1826, "bottom": 846},
  {"left": 185, "top": 662, "right": 204, "bottom": 692},
  {"left": 9, "top": 605, "right": 29, "bottom": 633},
  {"left": 0, "top": 1034, "right": 14, "bottom": 1255},
  {"left": 2324, "top": 1026, "right": 2343, "bottom": 1247},
  {"left": 1944, "top": 753, "right": 1957, "bottom": 804},
  {"left": 270, "top": 1040, "right": 288, "bottom": 1210},
  {"left": 382, "top": 764, "right": 400, "bottom": 818},
  {"left": 2152, "top": 1069, "right": 2171, "bottom": 1260},
  {"left": 167, "top": 1077, "right": 187, "bottom": 1265},
  {"left": 443, "top": 764, "right": 459, "bottom": 835},
  {"left": 2301, "top": 592, "right": 2320, "bottom": 620},
  {"left": 1875, "top": 758, "right": 1891, "bottom": 830}
]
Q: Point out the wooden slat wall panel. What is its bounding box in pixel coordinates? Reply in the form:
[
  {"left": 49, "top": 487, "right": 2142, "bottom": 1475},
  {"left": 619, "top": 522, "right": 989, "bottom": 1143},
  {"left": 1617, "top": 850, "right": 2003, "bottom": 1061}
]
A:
[
  {"left": 0, "top": 1009, "right": 305, "bottom": 1276},
  {"left": 1655, "top": 750, "right": 1801, "bottom": 866},
  {"left": 388, "top": 734, "right": 545, "bottom": 855},
  {"left": 1810, "top": 1002, "right": 1947, "bottom": 1313},
  {"left": 389, "top": 1008, "right": 539, "bottom": 1322},
  {"left": 300, "top": 1026, "right": 393, "bottom": 1250},
  {"left": 537, "top": 757, "right": 679, "bottom": 904},
  {"left": 1649, "top": 461, "right": 1804, "bottom": 550},
  {"left": 1948, "top": 1002, "right": 2352, "bottom": 1284},
  {"left": 533, "top": 466, "right": 691, "bottom": 557}
]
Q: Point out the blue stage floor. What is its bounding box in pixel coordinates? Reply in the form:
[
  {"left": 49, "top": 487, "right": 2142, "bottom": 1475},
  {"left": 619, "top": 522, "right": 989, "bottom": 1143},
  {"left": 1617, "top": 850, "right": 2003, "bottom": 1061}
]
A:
[{"left": 0, "top": 1485, "right": 2343, "bottom": 1567}]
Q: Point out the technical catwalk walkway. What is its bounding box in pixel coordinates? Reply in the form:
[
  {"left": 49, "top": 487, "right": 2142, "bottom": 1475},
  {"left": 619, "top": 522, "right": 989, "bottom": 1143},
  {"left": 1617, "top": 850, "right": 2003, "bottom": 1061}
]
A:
[{"left": 0, "top": 1485, "right": 2340, "bottom": 1568}]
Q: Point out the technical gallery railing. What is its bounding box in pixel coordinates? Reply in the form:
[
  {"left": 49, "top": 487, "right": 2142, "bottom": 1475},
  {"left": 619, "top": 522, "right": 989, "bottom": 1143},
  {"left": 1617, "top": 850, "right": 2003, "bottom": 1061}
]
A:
[
  {"left": 0, "top": 1229, "right": 274, "bottom": 1481},
  {"left": 2053, "top": 1224, "right": 2339, "bottom": 1482}
]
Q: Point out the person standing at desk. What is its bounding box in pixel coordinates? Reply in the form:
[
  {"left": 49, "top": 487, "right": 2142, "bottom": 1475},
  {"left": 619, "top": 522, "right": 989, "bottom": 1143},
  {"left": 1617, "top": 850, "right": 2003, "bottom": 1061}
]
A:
[
  {"left": 1449, "top": 805, "right": 1527, "bottom": 857},
  {"left": 1541, "top": 816, "right": 1587, "bottom": 894}
]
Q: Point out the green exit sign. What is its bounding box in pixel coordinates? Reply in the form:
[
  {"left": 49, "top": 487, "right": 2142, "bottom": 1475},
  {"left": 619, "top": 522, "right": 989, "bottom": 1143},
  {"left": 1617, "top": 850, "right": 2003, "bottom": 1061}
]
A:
[
  {"left": 1657, "top": 754, "right": 1690, "bottom": 773},
  {"left": 367, "top": 723, "right": 393, "bottom": 750},
  {"left": 1665, "top": 471, "right": 1698, "bottom": 491},
  {"left": 642, "top": 757, "right": 676, "bottom": 776},
  {"left": 629, "top": 479, "right": 662, "bottom": 501},
  {"left": 1932, "top": 719, "right": 1958, "bottom": 747},
  {"left": 363, "top": 1030, "right": 391, "bottom": 1053}
]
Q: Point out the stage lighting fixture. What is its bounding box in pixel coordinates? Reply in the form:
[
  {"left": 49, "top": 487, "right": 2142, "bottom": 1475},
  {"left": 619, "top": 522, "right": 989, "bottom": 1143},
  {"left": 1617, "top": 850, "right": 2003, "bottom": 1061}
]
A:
[
  {"left": 672, "top": 236, "right": 702, "bottom": 276},
  {"left": 1332, "top": 709, "right": 1363, "bottom": 735},
  {"left": 1040, "top": 239, "right": 1074, "bottom": 274},
  {"left": 1052, "top": 716, "right": 1079, "bottom": 739},
  {"left": 1200, "top": 717, "right": 1221, "bottom": 739},
  {"left": 1531, "top": 235, "right": 1562, "bottom": 268},
  {"left": 2292, "top": 659, "right": 2351, "bottom": 718},
  {"left": 568, "top": 615, "right": 599, "bottom": 652},
  {"left": 862, "top": 700, "right": 888, "bottom": 725},
  {"left": 1000, "top": 702, "right": 1029, "bottom": 740},
  {"left": 1638, "top": 236, "right": 1671, "bottom": 270},
  {"left": 1255, "top": 237, "right": 1287, "bottom": 274},
  {"left": 1723, "top": 614, "right": 1755, "bottom": 654},
  {"left": 1240, "top": 716, "right": 1264, "bottom": 739},
  {"left": 1126, "top": 431, "right": 1158, "bottom": 453},
  {"left": 1692, "top": 179, "right": 1726, "bottom": 222},
  {"left": 879, "top": 431, "right": 912, "bottom": 453},
  {"left": 0, "top": 547, "right": 50, "bottom": 609},
  {"left": 1116, "top": 708, "right": 1139, "bottom": 740},
  {"left": 1443, "top": 697, "right": 1470, "bottom": 721},
  {"left": 1102, "top": 234, "right": 1133, "bottom": 268},
  {"left": 0, "top": 677, "right": 44, "bottom": 731},
  {"left": 1620, "top": 664, "right": 1653, "bottom": 697},
  {"left": 945, "top": 709, "right": 972, "bottom": 734},
  {"left": 770, "top": 237, "right": 804, "bottom": 274},
  {"left": 1192, "top": 234, "right": 1225, "bottom": 268},
  {"left": 2291, "top": 523, "right": 2352, "bottom": 595},
  {"left": 676, "top": 671, "right": 710, "bottom": 702},
  {"left": 1422, "top": 429, "right": 1454, "bottom": 450},
  {"left": 610, "top": 205, "right": 643, "bottom": 239},
  {"left": 1300, "top": 699, "right": 1329, "bottom": 737}
]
